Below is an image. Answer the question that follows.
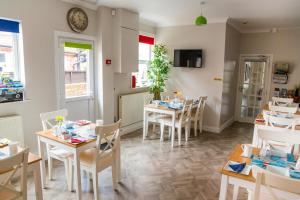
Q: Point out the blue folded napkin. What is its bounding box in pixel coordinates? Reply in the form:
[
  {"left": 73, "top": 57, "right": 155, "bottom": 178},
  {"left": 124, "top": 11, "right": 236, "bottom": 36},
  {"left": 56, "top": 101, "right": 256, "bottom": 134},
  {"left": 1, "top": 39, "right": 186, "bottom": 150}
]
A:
[
  {"left": 290, "top": 170, "right": 300, "bottom": 179},
  {"left": 229, "top": 162, "right": 246, "bottom": 173}
]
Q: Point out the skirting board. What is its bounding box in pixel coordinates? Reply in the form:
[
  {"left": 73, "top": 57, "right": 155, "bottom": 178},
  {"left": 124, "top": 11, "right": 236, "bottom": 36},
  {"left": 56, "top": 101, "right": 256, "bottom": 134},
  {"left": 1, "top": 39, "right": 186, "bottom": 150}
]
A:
[
  {"left": 122, "top": 117, "right": 235, "bottom": 135},
  {"left": 203, "top": 117, "right": 235, "bottom": 134}
]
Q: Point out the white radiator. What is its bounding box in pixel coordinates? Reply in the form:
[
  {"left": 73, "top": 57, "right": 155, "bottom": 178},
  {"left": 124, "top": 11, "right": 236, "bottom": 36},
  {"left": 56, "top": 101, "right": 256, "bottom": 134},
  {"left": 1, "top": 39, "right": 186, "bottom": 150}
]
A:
[
  {"left": 119, "top": 92, "right": 148, "bottom": 127},
  {"left": 0, "top": 115, "right": 24, "bottom": 145}
]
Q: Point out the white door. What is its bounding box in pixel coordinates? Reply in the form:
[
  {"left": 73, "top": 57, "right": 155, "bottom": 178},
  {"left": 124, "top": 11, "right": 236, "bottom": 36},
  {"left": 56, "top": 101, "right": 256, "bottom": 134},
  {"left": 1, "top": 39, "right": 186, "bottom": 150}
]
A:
[
  {"left": 57, "top": 38, "right": 95, "bottom": 121},
  {"left": 236, "top": 55, "right": 272, "bottom": 123}
]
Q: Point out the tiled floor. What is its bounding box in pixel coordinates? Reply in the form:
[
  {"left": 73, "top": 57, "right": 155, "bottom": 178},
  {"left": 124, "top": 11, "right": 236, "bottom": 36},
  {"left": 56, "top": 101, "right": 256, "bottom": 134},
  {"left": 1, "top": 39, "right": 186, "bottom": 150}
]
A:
[{"left": 28, "top": 122, "right": 253, "bottom": 200}]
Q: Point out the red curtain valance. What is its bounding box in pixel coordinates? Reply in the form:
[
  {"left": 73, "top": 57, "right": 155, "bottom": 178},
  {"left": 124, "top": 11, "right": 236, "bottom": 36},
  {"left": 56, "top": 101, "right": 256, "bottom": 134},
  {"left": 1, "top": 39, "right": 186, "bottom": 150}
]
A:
[{"left": 139, "top": 35, "right": 154, "bottom": 45}]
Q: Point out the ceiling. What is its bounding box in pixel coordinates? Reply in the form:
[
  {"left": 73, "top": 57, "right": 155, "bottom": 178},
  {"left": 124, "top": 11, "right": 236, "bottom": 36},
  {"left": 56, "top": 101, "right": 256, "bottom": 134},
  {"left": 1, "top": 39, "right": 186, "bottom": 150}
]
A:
[{"left": 78, "top": 0, "right": 300, "bottom": 32}]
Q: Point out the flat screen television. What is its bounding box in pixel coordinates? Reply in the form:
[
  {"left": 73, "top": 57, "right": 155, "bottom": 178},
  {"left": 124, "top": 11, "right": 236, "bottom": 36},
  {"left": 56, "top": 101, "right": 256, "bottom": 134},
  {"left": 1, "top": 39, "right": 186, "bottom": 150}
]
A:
[{"left": 173, "top": 49, "right": 203, "bottom": 68}]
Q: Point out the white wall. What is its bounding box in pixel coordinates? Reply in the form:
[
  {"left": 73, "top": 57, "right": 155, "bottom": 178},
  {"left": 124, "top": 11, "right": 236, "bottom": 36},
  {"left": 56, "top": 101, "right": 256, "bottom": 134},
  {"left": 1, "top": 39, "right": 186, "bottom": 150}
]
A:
[
  {"left": 156, "top": 23, "right": 227, "bottom": 131},
  {"left": 220, "top": 24, "right": 241, "bottom": 125},
  {"left": 0, "top": 0, "right": 97, "bottom": 152},
  {"left": 240, "top": 29, "right": 300, "bottom": 95}
]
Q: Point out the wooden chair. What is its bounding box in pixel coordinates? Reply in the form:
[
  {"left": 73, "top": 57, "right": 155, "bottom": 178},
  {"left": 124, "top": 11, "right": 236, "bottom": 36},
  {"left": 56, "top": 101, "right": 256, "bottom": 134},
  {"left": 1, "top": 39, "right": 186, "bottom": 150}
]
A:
[
  {"left": 191, "top": 96, "right": 207, "bottom": 136},
  {"left": 40, "top": 109, "right": 72, "bottom": 189},
  {"left": 70, "top": 120, "right": 121, "bottom": 200},
  {"left": 159, "top": 99, "right": 193, "bottom": 145},
  {"left": 0, "top": 148, "right": 29, "bottom": 200},
  {"left": 144, "top": 94, "right": 162, "bottom": 134},
  {"left": 252, "top": 165, "right": 300, "bottom": 200}
]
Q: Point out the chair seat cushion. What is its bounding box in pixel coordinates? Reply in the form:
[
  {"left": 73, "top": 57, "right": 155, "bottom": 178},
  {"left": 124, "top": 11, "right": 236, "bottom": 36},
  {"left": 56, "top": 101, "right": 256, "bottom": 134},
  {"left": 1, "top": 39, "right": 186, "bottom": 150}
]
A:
[
  {"left": 49, "top": 147, "right": 72, "bottom": 158},
  {"left": 70, "top": 148, "right": 112, "bottom": 167}
]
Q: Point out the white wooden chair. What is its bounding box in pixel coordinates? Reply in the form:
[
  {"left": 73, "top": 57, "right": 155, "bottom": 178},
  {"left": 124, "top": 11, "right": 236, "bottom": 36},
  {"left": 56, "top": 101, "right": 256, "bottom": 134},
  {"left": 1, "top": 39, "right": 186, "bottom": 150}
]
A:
[
  {"left": 271, "top": 97, "right": 294, "bottom": 107},
  {"left": 70, "top": 120, "right": 121, "bottom": 200},
  {"left": 191, "top": 96, "right": 207, "bottom": 136},
  {"left": 252, "top": 165, "right": 300, "bottom": 200},
  {"left": 40, "top": 109, "right": 72, "bottom": 189},
  {"left": 144, "top": 94, "right": 162, "bottom": 134},
  {"left": 159, "top": 99, "right": 193, "bottom": 145},
  {"left": 0, "top": 148, "right": 29, "bottom": 200}
]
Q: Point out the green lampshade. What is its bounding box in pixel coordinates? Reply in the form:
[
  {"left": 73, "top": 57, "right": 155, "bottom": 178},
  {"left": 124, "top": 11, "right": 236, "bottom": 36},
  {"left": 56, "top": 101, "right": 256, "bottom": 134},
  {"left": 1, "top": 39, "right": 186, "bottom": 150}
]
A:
[{"left": 195, "top": 15, "right": 207, "bottom": 26}]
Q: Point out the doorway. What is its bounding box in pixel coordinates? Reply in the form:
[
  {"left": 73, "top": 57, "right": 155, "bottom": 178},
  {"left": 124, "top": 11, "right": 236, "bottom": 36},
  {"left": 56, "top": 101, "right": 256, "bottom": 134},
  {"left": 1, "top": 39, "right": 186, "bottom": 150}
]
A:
[
  {"left": 56, "top": 34, "right": 96, "bottom": 121},
  {"left": 235, "top": 55, "right": 272, "bottom": 123}
]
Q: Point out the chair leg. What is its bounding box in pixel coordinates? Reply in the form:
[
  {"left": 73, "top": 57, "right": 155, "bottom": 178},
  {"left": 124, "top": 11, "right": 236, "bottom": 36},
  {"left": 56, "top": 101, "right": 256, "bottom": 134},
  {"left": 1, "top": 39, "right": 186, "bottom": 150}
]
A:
[
  {"left": 68, "top": 159, "right": 74, "bottom": 192},
  {"left": 168, "top": 127, "right": 172, "bottom": 139},
  {"left": 199, "top": 117, "right": 203, "bottom": 133},
  {"left": 178, "top": 127, "right": 182, "bottom": 146},
  {"left": 185, "top": 124, "right": 189, "bottom": 142},
  {"left": 152, "top": 124, "right": 156, "bottom": 133},
  {"left": 232, "top": 185, "right": 239, "bottom": 200},
  {"left": 92, "top": 171, "right": 99, "bottom": 200},
  {"left": 112, "top": 159, "right": 118, "bottom": 190},
  {"left": 63, "top": 159, "right": 71, "bottom": 191},
  {"left": 160, "top": 124, "right": 164, "bottom": 142},
  {"left": 48, "top": 156, "right": 53, "bottom": 181},
  {"left": 194, "top": 120, "right": 198, "bottom": 137}
]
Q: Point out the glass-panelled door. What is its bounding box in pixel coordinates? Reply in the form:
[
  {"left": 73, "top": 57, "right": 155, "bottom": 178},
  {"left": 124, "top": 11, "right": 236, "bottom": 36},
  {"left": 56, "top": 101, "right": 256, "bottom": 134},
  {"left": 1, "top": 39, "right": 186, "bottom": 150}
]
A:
[
  {"left": 57, "top": 37, "right": 95, "bottom": 121},
  {"left": 236, "top": 55, "right": 271, "bottom": 123}
]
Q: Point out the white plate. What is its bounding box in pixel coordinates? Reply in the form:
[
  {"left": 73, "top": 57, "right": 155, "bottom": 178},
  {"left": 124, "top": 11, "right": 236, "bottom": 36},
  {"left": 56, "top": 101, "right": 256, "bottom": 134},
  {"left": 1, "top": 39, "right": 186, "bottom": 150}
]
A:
[{"left": 224, "top": 161, "right": 252, "bottom": 175}]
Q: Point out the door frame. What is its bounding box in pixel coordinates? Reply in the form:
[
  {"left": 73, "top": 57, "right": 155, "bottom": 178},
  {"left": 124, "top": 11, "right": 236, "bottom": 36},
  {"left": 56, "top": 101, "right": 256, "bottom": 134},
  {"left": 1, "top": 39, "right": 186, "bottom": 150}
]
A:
[
  {"left": 234, "top": 54, "right": 273, "bottom": 123},
  {"left": 54, "top": 31, "right": 97, "bottom": 119}
]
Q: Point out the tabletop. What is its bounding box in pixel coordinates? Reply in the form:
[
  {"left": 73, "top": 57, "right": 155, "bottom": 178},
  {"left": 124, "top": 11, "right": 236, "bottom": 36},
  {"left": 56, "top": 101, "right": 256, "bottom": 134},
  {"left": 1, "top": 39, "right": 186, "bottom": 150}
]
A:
[
  {"left": 220, "top": 144, "right": 259, "bottom": 182},
  {"left": 35, "top": 123, "right": 97, "bottom": 148}
]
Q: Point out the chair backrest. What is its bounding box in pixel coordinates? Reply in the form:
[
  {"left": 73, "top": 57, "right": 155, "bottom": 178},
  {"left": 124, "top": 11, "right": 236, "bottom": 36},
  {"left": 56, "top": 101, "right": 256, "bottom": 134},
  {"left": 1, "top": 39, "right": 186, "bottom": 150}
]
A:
[
  {"left": 257, "top": 129, "right": 300, "bottom": 152},
  {"left": 94, "top": 120, "right": 121, "bottom": 160},
  {"left": 252, "top": 165, "right": 300, "bottom": 200},
  {"left": 40, "top": 109, "right": 68, "bottom": 130},
  {"left": 194, "top": 96, "right": 207, "bottom": 120},
  {"left": 0, "top": 148, "right": 29, "bottom": 200},
  {"left": 144, "top": 94, "right": 154, "bottom": 105},
  {"left": 179, "top": 100, "right": 193, "bottom": 124},
  {"left": 268, "top": 115, "right": 296, "bottom": 130},
  {"left": 272, "top": 97, "right": 294, "bottom": 107},
  {"left": 161, "top": 91, "right": 173, "bottom": 101},
  {"left": 269, "top": 105, "right": 298, "bottom": 114}
]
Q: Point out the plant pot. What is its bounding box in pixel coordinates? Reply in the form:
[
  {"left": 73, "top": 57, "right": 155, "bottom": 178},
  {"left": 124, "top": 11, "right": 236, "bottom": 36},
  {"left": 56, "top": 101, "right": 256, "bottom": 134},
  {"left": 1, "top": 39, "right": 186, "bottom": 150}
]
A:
[{"left": 153, "top": 91, "right": 161, "bottom": 100}]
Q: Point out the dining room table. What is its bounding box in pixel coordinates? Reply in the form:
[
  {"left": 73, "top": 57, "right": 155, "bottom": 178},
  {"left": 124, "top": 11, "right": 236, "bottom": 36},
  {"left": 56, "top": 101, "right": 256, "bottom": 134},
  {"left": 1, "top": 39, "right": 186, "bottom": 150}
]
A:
[
  {"left": 143, "top": 100, "right": 197, "bottom": 147},
  {"left": 35, "top": 122, "right": 121, "bottom": 200},
  {"left": 0, "top": 144, "right": 43, "bottom": 200},
  {"left": 219, "top": 144, "right": 300, "bottom": 200}
]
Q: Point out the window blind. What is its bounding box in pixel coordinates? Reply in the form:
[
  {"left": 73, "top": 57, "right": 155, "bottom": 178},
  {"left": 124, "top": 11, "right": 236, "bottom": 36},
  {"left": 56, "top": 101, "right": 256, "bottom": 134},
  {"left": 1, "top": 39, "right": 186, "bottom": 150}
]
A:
[
  {"left": 139, "top": 35, "right": 154, "bottom": 45},
  {"left": 0, "top": 19, "right": 20, "bottom": 33},
  {"left": 64, "top": 42, "right": 92, "bottom": 50}
]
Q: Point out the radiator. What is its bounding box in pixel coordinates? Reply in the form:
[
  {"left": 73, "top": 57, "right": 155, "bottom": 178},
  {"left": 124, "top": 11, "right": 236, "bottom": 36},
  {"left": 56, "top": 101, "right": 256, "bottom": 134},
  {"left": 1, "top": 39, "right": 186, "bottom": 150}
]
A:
[
  {"left": 119, "top": 92, "right": 148, "bottom": 127},
  {"left": 0, "top": 115, "right": 24, "bottom": 145}
]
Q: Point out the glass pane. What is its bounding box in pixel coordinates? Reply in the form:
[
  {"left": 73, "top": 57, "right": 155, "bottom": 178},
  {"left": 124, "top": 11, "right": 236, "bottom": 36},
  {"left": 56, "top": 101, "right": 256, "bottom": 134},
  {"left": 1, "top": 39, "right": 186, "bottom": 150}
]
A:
[
  {"left": 241, "top": 95, "right": 248, "bottom": 106},
  {"left": 64, "top": 46, "right": 90, "bottom": 98},
  {"left": 139, "top": 43, "right": 151, "bottom": 61},
  {"left": 0, "top": 31, "right": 17, "bottom": 80},
  {"left": 248, "top": 107, "right": 254, "bottom": 118},
  {"left": 241, "top": 106, "right": 247, "bottom": 118},
  {"left": 135, "top": 63, "right": 149, "bottom": 87},
  {"left": 254, "top": 108, "right": 260, "bottom": 118},
  {"left": 248, "top": 96, "right": 255, "bottom": 107}
]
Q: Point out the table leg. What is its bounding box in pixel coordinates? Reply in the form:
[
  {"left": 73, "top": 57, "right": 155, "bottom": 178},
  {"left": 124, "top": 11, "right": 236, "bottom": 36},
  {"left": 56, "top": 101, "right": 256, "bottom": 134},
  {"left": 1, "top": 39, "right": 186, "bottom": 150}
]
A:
[
  {"left": 252, "top": 125, "right": 258, "bottom": 147},
  {"left": 143, "top": 109, "right": 148, "bottom": 140},
  {"left": 74, "top": 149, "right": 82, "bottom": 200},
  {"left": 116, "top": 137, "right": 121, "bottom": 182},
  {"left": 33, "top": 162, "right": 44, "bottom": 200},
  {"left": 171, "top": 113, "right": 176, "bottom": 147},
  {"left": 219, "top": 174, "right": 228, "bottom": 200},
  {"left": 233, "top": 185, "right": 239, "bottom": 200},
  {"left": 37, "top": 136, "right": 47, "bottom": 189}
]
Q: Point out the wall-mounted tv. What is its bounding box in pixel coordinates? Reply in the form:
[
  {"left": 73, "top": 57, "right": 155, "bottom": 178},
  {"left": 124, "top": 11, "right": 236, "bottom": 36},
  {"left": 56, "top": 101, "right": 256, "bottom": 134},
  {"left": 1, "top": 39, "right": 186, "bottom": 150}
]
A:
[{"left": 174, "top": 49, "right": 203, "bottom": 68}]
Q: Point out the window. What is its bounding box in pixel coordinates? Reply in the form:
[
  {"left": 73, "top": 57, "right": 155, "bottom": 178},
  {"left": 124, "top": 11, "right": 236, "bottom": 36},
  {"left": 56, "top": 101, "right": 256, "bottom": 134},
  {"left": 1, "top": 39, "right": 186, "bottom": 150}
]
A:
[
  {"left": 132, "top": 35, "right": 154, "bottom": 88},
  {"left": 63, "top": 41, "right": 93, "bottom": 98},
  {"left": 0, "top": 19, "right": 24, "bottom": 103}
]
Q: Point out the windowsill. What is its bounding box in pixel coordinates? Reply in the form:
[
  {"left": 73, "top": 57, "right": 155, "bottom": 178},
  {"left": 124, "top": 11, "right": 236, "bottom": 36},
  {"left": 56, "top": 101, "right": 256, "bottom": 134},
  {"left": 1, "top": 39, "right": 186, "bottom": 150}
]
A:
[
  {"left": 132, "top": 86, "right": 150, "bottom": 90},
  {"left": 65, "top": 95, "right": 93, "bottom": 102},
  {"left": 0, "top": 99, "right": 31, "bottom": 105}
]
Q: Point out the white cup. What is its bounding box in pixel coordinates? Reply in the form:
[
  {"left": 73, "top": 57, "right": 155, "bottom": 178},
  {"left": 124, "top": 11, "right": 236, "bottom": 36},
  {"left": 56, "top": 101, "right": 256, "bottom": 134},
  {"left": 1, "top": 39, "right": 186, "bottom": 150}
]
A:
[
  {"left": 8, "top": 142, "right": 19, "bottom": 156},
  {"left": 241, "top": 144, "right": 253, "bottom": 158},
  {"left": 296, "top": 157, "right": 300, "bottom": 170}
]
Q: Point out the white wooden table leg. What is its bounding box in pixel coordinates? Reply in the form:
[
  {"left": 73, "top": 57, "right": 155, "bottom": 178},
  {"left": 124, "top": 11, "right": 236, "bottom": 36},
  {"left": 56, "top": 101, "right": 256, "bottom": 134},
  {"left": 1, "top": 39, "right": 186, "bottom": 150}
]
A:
[
  {"left": 74, "top": 149, "right": 82, "bottom": 200},
  {"left": 233, "top": 185, "right": 239, "bottom": 200},
  {"left": 33, "top": 162, "right": 44, "bottom": 200},
  {"left": 219, "top": 174, "right": 228, "bottom": 200},
  {"left": 37, "top": 136, "right": 47, "bottom": 189},
  {"left": 171, "top": 112, "right": 176, "bottom": 147},
  {"left": 143, "top": 109, "right": 148, "bottom": 140},
  {"left": 252, "top": 124, "right": 258, "bottom": 147}
]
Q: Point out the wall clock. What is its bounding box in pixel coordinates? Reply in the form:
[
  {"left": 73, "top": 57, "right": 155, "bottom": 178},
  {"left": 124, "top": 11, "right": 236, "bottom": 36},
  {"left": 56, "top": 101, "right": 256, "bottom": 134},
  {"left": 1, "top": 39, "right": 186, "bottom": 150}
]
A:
[{"left": 67, "top": 7, "right": 88, "bottom": 33}]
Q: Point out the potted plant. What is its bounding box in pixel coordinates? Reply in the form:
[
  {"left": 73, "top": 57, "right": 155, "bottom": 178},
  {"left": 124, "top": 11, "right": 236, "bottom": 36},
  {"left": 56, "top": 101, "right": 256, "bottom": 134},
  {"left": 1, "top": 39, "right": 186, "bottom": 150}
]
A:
[
  {"left": 148, "top": 44, "right": 171, "bottom": 100},
  {"left": 294, "top": 84, "right": 300, "bottom": 103}
]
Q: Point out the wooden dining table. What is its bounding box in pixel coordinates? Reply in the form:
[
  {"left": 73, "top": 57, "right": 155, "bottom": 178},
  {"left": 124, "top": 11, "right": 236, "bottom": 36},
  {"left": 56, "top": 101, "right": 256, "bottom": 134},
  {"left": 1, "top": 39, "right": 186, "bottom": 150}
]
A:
[
  {"left": 36, "top": 124, "right": 121, "bottom": 200},
  {"left": 0, "top": 145, "right": 43, "bottom": 200},
  {"left": 219, "top": 144, "right": 300, "bottom": 200}
]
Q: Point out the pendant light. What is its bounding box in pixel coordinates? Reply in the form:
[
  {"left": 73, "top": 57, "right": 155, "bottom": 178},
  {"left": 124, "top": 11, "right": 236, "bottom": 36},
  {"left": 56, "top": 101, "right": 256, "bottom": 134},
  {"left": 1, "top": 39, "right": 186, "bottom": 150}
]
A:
[{"left": 195, "top": 1, "right": 207, "bottom": 26}]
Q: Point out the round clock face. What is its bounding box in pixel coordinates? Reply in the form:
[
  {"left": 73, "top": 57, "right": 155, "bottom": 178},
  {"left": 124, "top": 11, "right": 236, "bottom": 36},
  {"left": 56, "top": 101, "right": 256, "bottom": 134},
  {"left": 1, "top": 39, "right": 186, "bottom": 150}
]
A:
[{"left": 67, "top": 7, "right": 88, "bottom": 33}]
